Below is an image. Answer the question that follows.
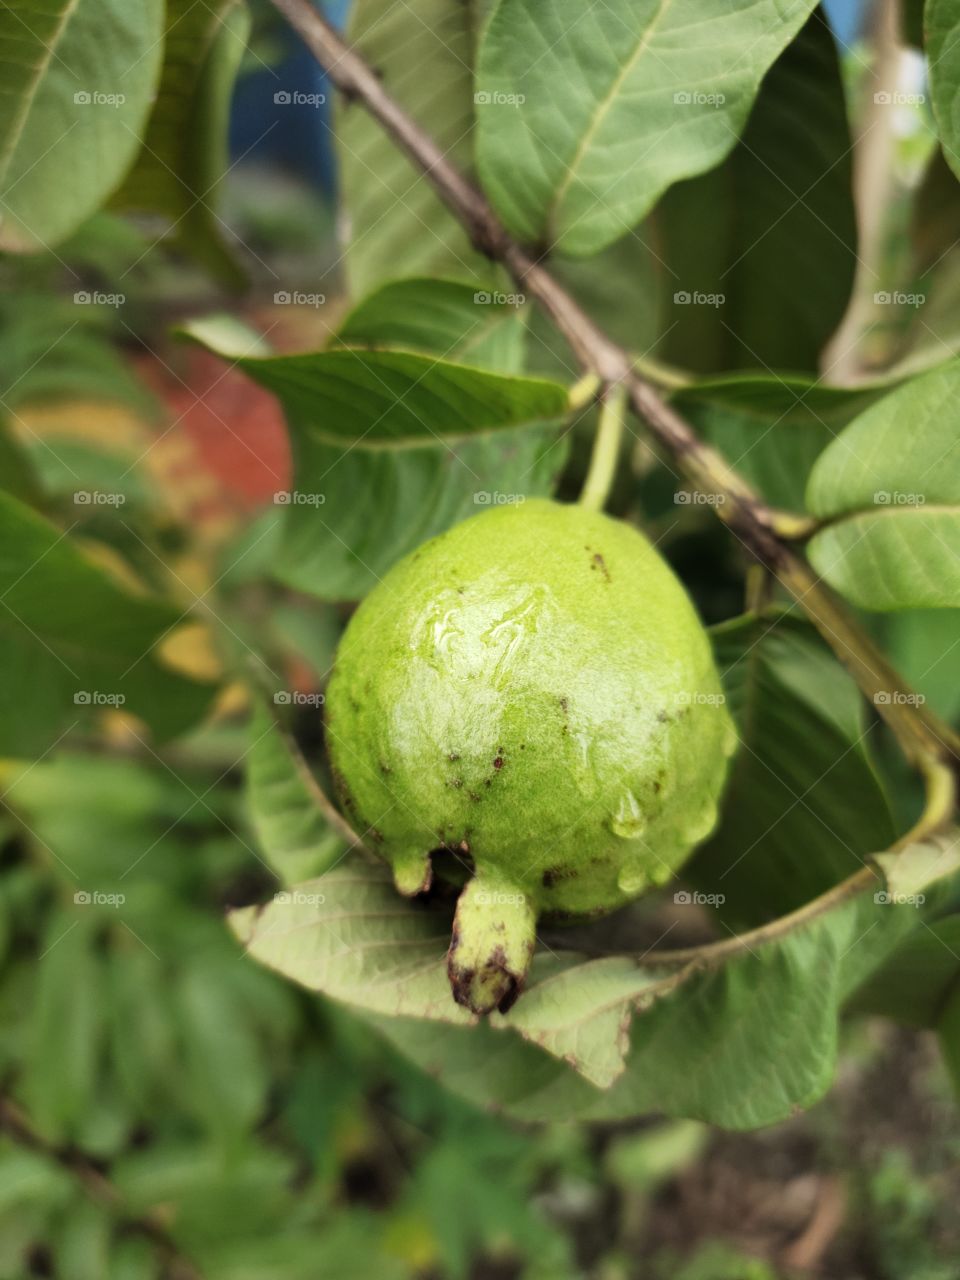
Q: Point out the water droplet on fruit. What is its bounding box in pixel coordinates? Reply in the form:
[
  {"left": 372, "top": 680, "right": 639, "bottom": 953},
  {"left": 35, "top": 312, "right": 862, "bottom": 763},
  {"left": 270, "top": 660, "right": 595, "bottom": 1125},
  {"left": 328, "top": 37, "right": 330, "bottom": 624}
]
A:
[
  {"left": 617, "top": 864, "right": 648, "bottom": 894},
  {"left": 610, "top": 789, "right": 647, "bottom": 839}
]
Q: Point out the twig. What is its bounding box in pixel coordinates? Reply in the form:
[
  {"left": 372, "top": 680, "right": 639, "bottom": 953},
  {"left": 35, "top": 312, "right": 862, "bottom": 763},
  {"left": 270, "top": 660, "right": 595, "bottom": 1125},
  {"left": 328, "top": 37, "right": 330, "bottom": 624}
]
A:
[
  {"left": 579, "top": 383, "right": 627, "bottom": 512},
  {"left": 266, "top": 0, "right": 960, "bottom": 775}
]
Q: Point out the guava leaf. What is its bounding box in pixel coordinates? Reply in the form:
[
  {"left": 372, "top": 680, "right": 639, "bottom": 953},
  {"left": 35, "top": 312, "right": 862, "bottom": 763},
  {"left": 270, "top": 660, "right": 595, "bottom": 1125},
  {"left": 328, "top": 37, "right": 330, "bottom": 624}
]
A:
[
  {"left": 368, "top": 886, "right": 928, "bottom": 1129},
  {"left": 475, "top": 0, "right": 818, "bottom": 256},
  {"left": 229, "top": 857, "right": 691, "bottom": 1086},
  {"left": 853, "top": 915, "right": 960, "bottom": 1028},
  {"left": 689, "top": 614, "right": 895, "bottom": 927},
  {"left": 656, "top": 9, "right": 856, "bottom": 376},
  {"left": 246, "top": 701, "right": 350, "bottom": 886},
  {"left": 928, "top": 0, "right": 960, "bottom": 186},
  {"left": 228, "top": 863, "right": 476, "bottom": 1026},
  {"left": 671, "top": 376, "right": 885, "bottom": 511},
  {"left": 0, "top": 0, "right": 164, "bottom": 251},
  {"left": 335, "top": 279, "right": 525, "bottom": 372},
  {"left": 113, "top": 0, "right": 250, "bottom": 286},
  {"left": 490, "top": 954, "right": 691, "bottom": 1088},
  {"left": 0, "top": 492, "right": 212, "bottom": 755},
  {"left": 272, "top": 428, "right": 568, "bottom": 601},
  {"left": 339, "top": 0, "right": 495, "bottom": 295},
  {"left": 187, "top": 285, "right": 570, "bottom": 601},
  {"left": 181, "top": 327, "right": 568, "bottom": 447},
  {"left": 805, "top": 360, "right": 960, "bottom": 609}
]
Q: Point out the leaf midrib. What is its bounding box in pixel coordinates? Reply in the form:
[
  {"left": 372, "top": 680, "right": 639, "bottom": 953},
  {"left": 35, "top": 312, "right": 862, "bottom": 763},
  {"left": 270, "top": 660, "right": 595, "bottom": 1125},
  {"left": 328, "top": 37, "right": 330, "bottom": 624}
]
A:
[
  {"left": 0, "top": 0, "right": 84, "bottom": 183},
  {"left": 545, "top": 0, "right": 672, "bottom": 241}
]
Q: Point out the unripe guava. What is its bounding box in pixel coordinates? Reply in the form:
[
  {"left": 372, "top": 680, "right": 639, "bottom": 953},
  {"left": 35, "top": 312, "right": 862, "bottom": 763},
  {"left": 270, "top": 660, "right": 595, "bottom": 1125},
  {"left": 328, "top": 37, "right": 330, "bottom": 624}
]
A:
[{"left": 325, "top": 499, "right": 736, "bottom": 1016}]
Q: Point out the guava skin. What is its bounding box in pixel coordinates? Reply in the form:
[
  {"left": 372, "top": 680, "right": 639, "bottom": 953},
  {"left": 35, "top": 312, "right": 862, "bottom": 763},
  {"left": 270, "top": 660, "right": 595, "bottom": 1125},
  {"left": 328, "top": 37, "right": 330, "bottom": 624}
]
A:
[{"left": 325, "top": 499, "right": 736, "bottom": 1015}]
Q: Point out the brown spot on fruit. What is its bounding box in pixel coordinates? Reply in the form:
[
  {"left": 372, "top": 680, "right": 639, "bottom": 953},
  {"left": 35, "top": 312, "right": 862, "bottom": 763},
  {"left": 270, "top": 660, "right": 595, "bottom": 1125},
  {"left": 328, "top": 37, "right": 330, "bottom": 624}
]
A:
[
  {"left": 591, "top": 552, "right": 611, "bottom": 582},
  {"left": 493, "top": 756, "right": 504, "bottom": 770}
]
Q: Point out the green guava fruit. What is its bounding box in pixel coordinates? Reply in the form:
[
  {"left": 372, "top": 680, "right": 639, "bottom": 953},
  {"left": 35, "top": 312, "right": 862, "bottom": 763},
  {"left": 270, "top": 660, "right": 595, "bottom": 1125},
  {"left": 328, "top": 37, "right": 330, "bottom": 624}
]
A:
[{"left": 325, "top": 499, "right": 736, "bottom": 1016}]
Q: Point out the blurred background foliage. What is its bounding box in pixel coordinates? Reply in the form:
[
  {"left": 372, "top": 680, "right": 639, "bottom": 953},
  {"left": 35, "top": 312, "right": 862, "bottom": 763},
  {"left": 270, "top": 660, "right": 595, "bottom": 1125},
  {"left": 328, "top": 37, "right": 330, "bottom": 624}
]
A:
[{"left": 2, "top": 0, "right": 960, "bottom": 1275}]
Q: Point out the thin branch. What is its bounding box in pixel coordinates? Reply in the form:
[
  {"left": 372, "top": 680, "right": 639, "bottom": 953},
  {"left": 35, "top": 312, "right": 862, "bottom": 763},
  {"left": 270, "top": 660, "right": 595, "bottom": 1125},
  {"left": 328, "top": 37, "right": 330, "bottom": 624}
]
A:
[
  {"left": 579, "top": 383, "right": 627, "bottom": 512},
  {"left": 266, "top": 0, "right": 960, "bottom": 774}
]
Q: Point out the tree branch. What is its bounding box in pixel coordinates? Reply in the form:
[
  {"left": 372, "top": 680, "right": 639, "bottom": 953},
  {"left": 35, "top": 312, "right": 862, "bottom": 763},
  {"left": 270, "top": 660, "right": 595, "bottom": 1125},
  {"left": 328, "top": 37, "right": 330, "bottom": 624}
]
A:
[{"left": 266, "top": 0, "right": 960, "bottom": 773}]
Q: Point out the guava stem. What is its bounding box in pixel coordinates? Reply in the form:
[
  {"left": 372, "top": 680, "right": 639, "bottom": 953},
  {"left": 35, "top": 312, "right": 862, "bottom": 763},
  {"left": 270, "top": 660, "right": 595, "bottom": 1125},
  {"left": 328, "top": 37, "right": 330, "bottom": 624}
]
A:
[
  {"left": 447, "top": 874, "right": 537, "bottom": 1016},
  {"left": 579, "top": 383, "right": 627, "bottom": 513}
]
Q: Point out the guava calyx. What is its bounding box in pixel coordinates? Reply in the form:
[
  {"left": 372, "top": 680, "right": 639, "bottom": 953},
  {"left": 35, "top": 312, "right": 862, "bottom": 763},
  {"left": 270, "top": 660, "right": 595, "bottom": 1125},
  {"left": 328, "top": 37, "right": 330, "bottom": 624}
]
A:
[{"left": 447, "top": 874, "right": 536, "bottom": 1015}]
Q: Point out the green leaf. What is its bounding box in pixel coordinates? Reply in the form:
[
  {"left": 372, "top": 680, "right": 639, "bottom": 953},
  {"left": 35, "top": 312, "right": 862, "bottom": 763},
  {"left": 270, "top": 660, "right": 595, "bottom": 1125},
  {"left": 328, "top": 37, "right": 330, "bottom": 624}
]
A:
[
  {"left": 369, "top": 888, "right": 925, "bottom": 1129},
  {"left": 853, "top": 915, "right": 960, "bottom": 1027},
  {"left": 186, "top": 291, "right": 570, "bottom": 601},
  {"left": 880, "top": 608, "right": 960, "bottom": 722},
  {"left": 246, "top": 700, "right": 347, "bottom": 885},
  {"left": 489, "top": 954, "right": 690, "bottom": 1088},
  {"left": 475, "top": 0, "right": 818, "bottom": 256},
  {"left": 335, "top": 278, "right": 525, "bottom": 371},
  {"left": 689, "top": 614, "right": 896, "bottom": 926},
  {"left": 0, "top": 293, "right": 153, "bottom": 415},
  {"left": 0, "top": 492, "right": 212, "bottom": 755},
  {"left": 339, "top": 0, "right": 493, "bottom": 295},
  {"left": 272, "top": 427, "right": 568, "bottom": 601},
  {"left": 230, "top": 859, "right": 692, "bottom": 1086},
  {"left": 22, "top": 910, "right": 103, "bottom": 1141},
  {"left": 114, "top": 0, "right": 250, "bottom": 286},
  {"left": 230, "top": 861, "right": 475, "bottom": 1025},
  {"left": 928, "top": 0, "right": 960, "bottom": 186},
  {"left": 182, "top": 327, "right": 568, "bottom": 446},
  {"left": 175, "top": 963, "right": 271, "bottom": 1149},
  {"left": 0, "top": 0, "right": 164, "bottom": 250},
  {"left": 655, "top": 9, "right": 856, "bottom": 374},
  {"left": 0, "top": 420, "right": 41, "bottom": 503},
  {"left": 806, "top": 360, "right": 960, "bottom": 609},
  {"left": 671, "top": 376, "right": 885, "bottom": 511}
]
